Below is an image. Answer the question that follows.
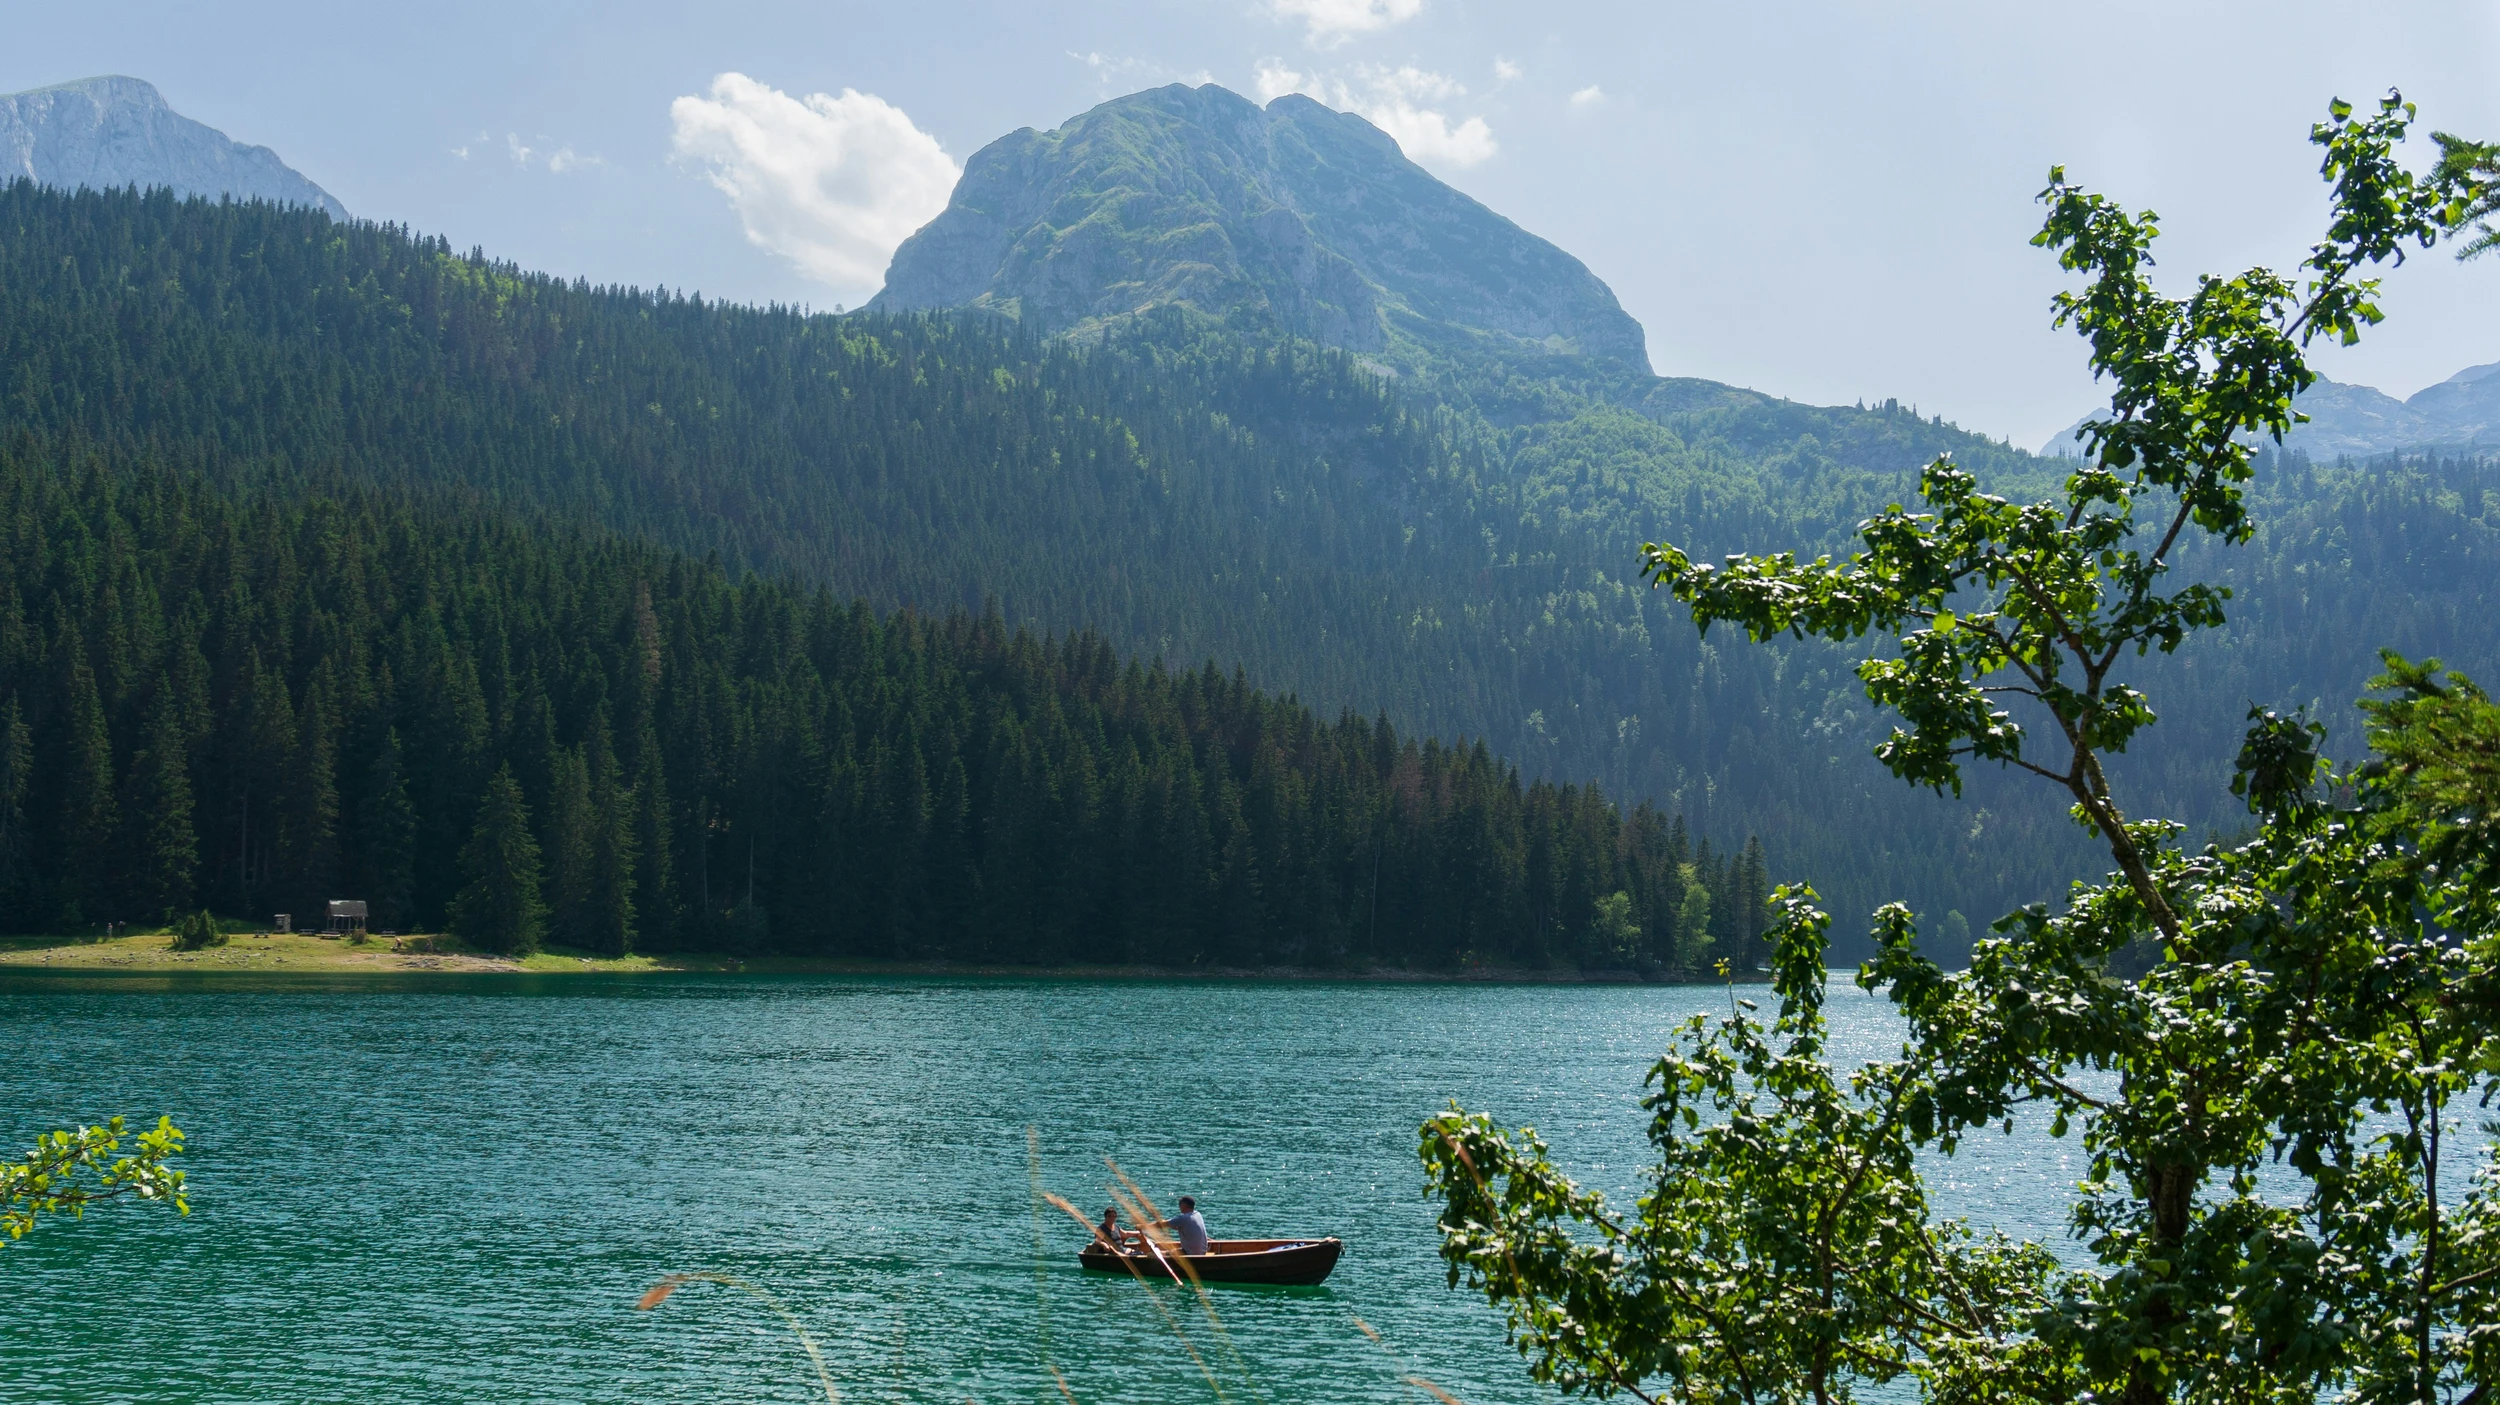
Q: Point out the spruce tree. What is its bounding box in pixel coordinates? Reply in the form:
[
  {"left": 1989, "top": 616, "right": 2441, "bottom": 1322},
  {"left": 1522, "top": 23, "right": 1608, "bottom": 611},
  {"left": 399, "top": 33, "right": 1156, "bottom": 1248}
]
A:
[
  {"left": 118, "top": 692, "right": 199, "bottom": 922},
  {"left": 542, "top": 746, "right": 593, "bottom": 948},
  {"left": 353, "top": 728, "right": 418, "bottom": 931},
  {"left": 583, "top": 711, "right": 637, "bottom": 956},
  {"left": 404, "top": 627, "right": 489, "bottom": 928},
  {"left": 51, "top": 656, "right": 117, "bottom": 928},
  {"left": 878, "top": 738, "right": 930, "bottom": 956},
  {"left": 0, "top": 698, "right": 30, "bottom": 924},
  {"left": 221, "top": 653, "right": 296, "bottom": 914},
  {"left": 924, "top": 753, "right": 973, "bottom": 958},
  {"left": 1734, "top": 835, "right": 1768, "bottom": 972},
  {"left": 630, "top": 734, "right": 676, "bottom": 950},
  {"left": 449, "top": 765, "right": 545, "bottom": 955},
  {"left": 283, "top": 684, "right": 342, "bottom": 917}
]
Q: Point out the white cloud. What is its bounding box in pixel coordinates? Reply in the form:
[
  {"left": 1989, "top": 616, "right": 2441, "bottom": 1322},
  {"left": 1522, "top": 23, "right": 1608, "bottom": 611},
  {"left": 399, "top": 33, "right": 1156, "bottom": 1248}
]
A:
[
  {"left": 1254, "top": 60, "right": 1312, "bottom": 104},
  {"left": 1271, "top": 0, "right": 1423, "bottom": 46},
  {"left": 1070, "top": 50, "right": 1216, "bottom": 96},
  {"left": 1252, "top": 61, "right": 1496, "bottom": 170},
  {"left": 1569, "top": 84, "right": 1605, "bottom": 108},
  {"left": 1364, "top": 101, "right": 1495, "bottom": 167},
  {"left": 496, "top": 131, "right": 600, "bottom": 175},
  {"left": 1492, "top": 58, "right": 1522, "bottom": 85},
  {"left": 1367, "top": 64, "right": 1464, "bottom": 103},
  {"left": 669, "top": 72, "right": 962, "bottom": 298}
]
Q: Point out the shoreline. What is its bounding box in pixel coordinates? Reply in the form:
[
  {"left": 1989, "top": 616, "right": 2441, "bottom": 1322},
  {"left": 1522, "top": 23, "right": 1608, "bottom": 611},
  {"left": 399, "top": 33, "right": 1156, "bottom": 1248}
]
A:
[{"left": 0, "top": 930, "right": 1735, "bottom": 985}]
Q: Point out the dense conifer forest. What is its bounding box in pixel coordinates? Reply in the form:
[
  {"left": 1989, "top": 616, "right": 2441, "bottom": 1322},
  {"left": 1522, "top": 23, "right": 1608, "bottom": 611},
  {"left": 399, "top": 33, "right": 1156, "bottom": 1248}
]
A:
[
  {"left": 0, "top": 181, "right": 2490, "bottom": 950},
  {"left": 0, "top": 448, "right": 1770, "bottom": 971}
]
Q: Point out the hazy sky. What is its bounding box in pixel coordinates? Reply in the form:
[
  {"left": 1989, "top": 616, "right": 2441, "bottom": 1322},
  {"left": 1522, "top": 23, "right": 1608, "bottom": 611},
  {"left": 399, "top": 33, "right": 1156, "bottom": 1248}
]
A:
[{"left": 10, "top": 1, "right": 2498, "bottom": 448}]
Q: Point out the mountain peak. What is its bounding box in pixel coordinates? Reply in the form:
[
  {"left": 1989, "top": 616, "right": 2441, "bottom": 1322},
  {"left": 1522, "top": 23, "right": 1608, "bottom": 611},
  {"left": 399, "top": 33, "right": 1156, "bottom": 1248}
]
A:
[
  {"left": 871, "top": 83, "right": 1650, "bottom": 376},
  {"left": 18, "top": 74, "right": 167, "bottom": 106},
  {"left": 1, "top": 74, "right": 347, "bottom": 220},
  {"left": 2043, "top": 357, "right": 2500, "bottom": 459}
]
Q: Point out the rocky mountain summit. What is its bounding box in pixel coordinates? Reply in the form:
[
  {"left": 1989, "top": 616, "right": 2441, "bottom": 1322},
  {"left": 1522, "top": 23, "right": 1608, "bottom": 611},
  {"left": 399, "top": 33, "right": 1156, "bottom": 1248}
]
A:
[
  {"left": 2043, "top": 358, "right": 2500, "bottom": 459},
  {"left": 872, "top": 83, "right": 1649, "bottom": 377},
  {"left": 0, "top": 76, "right": 345, "bottom": 219}
]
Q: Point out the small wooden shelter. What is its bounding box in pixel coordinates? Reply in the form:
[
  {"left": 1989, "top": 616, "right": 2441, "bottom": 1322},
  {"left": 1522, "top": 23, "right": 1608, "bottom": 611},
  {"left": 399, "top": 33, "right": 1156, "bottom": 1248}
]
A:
[{"left": 327, "top": 900, "right": 368, "bottom": 934}]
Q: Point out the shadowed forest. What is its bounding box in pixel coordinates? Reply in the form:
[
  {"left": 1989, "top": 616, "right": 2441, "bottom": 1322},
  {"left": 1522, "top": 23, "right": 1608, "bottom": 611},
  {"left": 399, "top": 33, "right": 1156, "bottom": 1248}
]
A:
[{"left": 0, "top": 451, "right": 1767, "bottom": 971}]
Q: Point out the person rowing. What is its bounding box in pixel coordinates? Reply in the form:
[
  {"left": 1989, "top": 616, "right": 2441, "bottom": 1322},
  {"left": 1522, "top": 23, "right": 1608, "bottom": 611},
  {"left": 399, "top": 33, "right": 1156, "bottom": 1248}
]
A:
[{"left": 1160, "top": 1195, "right": 1209, "bottom": 1256}]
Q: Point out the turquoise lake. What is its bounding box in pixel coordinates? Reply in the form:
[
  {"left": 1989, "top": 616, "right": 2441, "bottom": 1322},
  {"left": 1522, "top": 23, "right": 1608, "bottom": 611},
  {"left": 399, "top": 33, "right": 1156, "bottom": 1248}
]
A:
[{"left": 2, "top": 974, "right": 2092, "bottom": 1403}]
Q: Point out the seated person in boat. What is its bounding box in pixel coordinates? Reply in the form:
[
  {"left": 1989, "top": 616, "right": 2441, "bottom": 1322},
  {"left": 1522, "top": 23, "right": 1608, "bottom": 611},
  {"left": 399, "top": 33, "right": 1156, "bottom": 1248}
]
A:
[
  {"left": 1095, "top": 1206, "right": 1131, "bottom": 1250},
  {"left": 1161, "top": 1196, "right": 1210, "bottom": 1255}
]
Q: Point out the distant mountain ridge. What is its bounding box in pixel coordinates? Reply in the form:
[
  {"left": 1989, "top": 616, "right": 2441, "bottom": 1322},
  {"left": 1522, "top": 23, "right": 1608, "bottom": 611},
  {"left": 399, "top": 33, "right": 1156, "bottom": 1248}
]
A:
[
  {"left": 2042, "top": 358, "right": 2500, "bottom": 459},
  {"left": 0, "top": 75, "right": 345, "bottom": 219},
  {"left": 872, "top": 83, "right": 1651, "bottom": 377}
]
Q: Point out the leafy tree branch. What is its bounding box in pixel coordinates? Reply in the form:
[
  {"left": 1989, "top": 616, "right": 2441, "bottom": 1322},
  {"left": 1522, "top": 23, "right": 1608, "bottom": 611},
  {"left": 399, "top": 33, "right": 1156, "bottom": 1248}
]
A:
[{"left": 3, "top": 1115, "right": 189, "bottom": 1245}]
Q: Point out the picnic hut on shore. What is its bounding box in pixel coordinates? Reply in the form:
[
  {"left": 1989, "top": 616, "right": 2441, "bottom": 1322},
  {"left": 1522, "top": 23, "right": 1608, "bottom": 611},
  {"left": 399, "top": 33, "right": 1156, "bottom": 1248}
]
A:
[{"left": 327, "top": 900, "right": 368, "bottom": 935}]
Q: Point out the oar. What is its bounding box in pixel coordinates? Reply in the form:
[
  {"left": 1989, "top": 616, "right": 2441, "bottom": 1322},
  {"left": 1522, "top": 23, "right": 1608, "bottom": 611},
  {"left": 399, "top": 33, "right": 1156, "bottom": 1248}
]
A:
[{"left": 1039, "top": 1190, "right": 1225, "bottom": 1400}]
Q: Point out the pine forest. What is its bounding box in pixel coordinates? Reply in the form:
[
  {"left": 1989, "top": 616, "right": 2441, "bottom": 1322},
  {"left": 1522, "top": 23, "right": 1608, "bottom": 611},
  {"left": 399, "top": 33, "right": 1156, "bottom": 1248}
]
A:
[{"left": 0, "top": 448, "right": 1769, "bottom": 972}]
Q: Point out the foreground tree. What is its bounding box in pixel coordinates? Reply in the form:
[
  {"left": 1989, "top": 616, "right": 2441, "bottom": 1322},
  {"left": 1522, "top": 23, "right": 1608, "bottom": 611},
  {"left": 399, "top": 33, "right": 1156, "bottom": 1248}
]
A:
[{"left": 1423, "top": 95, "right": 2500, "bottom": 1404}]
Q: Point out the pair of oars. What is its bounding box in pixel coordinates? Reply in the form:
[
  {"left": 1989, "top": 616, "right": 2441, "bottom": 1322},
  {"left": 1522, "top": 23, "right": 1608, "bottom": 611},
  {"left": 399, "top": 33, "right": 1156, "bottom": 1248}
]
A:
[
  {"left": 1051, "top": 1163, "right": 1190, "bottom": 1280},
  {"left": 1037, "top": 1158, "right": 1247, "bottom": 1402},
  {"left": 1047, "top": 1159, "right": 1469, "bottom": 1405}
]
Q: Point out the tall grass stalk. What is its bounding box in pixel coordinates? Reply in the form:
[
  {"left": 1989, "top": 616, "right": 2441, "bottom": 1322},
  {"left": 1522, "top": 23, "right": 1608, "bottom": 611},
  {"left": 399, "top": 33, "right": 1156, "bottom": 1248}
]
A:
[
  {"left": 1353, "top": 1315, "right": 1471, "bottom": 1405},
  {"left": 637, "top": 1141, "right": 1340, "bottom": 1405},
  {"left": 1027, "top": 1125, "right": 1057, "bottom": 1381},
  {"left": 1042, "top": 1188, "right": 1227, "bottom": 1400},
  {"left": 1102, "top": 1158, "right": 1266, "bottom": 1404},
  {"left": 635, "top": 1271, "right": 840, "bottom": 1403}
]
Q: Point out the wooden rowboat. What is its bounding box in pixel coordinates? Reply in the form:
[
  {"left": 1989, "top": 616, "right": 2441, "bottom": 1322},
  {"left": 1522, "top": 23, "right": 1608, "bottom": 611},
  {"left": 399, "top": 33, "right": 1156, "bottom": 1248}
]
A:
[{"left": 1079, "top": 1236, "right": 1343, "bottom": 1286}]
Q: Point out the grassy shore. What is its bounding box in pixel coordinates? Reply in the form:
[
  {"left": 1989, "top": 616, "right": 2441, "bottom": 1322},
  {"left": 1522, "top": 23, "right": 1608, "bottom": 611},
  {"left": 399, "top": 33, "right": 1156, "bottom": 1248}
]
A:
[
  {"left": 0, "top": 929, "right": 1684, "bottom": 982},
  {"left": 0, "top": 928, "right": 674, "bottom": 973}
]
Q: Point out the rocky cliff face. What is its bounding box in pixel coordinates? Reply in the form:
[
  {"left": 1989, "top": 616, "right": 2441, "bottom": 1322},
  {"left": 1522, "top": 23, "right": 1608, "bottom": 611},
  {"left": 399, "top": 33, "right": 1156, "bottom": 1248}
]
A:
[
  {"left": 0, "top": 76, "right": 345, "bottom": 219},
  {"left": 872, "top": 84, "right": 1649, "bottom": 376}
]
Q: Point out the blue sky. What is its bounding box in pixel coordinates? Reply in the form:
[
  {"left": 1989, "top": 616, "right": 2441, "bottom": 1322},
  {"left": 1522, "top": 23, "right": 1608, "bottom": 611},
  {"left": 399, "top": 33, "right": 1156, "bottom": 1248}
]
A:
[{"left": 10, "top": 1, "right": 2499, "bottom": 447}]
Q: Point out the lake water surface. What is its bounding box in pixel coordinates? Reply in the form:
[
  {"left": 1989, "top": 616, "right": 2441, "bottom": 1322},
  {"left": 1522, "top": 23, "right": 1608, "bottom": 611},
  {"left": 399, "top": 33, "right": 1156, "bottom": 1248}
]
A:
[{"left": 2, "top": 974, "right": 2089, "bottom": 1403}]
